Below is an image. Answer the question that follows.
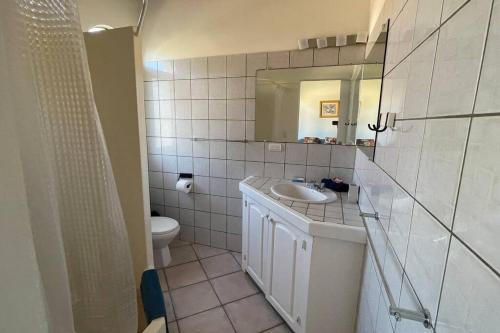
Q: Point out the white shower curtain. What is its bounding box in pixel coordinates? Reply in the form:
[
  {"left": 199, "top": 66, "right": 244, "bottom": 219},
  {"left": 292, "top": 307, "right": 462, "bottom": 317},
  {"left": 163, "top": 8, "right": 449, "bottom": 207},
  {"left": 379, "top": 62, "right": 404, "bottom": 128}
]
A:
[{"left": 0, "top": 0, "right": 137, "bottom": 332}]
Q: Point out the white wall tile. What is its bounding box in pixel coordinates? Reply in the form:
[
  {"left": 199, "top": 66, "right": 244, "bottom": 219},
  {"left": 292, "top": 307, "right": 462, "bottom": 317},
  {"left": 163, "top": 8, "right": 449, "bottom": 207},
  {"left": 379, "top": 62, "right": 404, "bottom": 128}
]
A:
[
  {"left": 428, "top": 0, "right": 491, "bottom": 116},
  {"left": 227, "top": 160, "right": 245, "bottom": 180},
  {"left": 195, "top": 227, "right": 210, "bottom": 245},
  {"left": 210, "top": 159, "right": 227, "bottom": 178},
  {"left": 179, "top": 208, "right": 194, "bottom": 225},
  {"left": 211, "top": 231, "right": 227, "bottom": 248},
  {"left": 147, "top": 137, "right": 162, "bottom": 154},
  {"left": 387, "top": 186, "right": 414, "bottom": 264},
  {"left": 149, "top": 188, "right": 164, "bottom": 205},
  {"left": 227, "top": 216, "right": 242, "bottom": 234},
  {"left": 158, "top": 60, "right": 174, "bottom": 80},
  {"left": 436, "top": 238, "right": 500, "bottom": 333},
  {"left": 191, "top": 79, "right": 209, "bottom": 99},
  {"left": 475, "top": 0, "right": 500, "bottom": 114},
  {"left": 404, "top": 203, "right": 449, "bottom": 319},
  {"left": 227, "top": 198, "right": 242, "bottom": 217},
  {"left": 339, "top": 45, "right": 366, "bottom": 65},
  {"left": 144, "top": 81, "right": 159, "bottom": 101},
  {"left": 162, "top": 155, "right": 178, "bottom": 173},
  {"left": 195, "top": 210, "right": 210, "bottom": 229},
  {"left": 265, "top": 142, "right": 285, "bottom": 163},
  {"left": 454, "top": 116, "right": 500, "bottom": 272},
  {"left": 284, "top": 164, "right": 306, "bottom": 180},
  {"left": 227, "top": 233, "right": 242, "bottom": 252},
  {"left": 227, "top": 99, "right": 246, "bottom": 120},
  {"left": 160, "top": 119, "right": 175, "bottom": 138},
  {"left": 226, "top": 179, "right": 242, "bottom": 198},
  {"left": 160, "top": 100, "right": 175, "bottom": 118},
  {"left": 415, "top": 118, "right": 469, "bottom": 228},
  {"left": 245, "top": 161, "right": 264, "bottom": 177},
  {"left": 195, "top": 194, "right": 210, "bottom": 212},
  {"left": 331, "top": 145, "right": 356, "bottom": 168},
  {"left": 245, "top": 142, "right": 264, "bottom": 161},
  {"left": 162, "top": 138, "right": 177, "bottom": 155},
  {"left": 193, "top": 158, "right": 210, "bottom": 176},
  {"left": 208, "top": 78, "right": 227, "bottom": 99},
  {"left": 192, "top": 120, "right": 209, "bottom": 139},
  {"left": 144, "top": 61, "right": 158, "bottom": 81},
  {"left": 193, "top": 140, "right": 209, "bottom": 158},
  {"left": 146, "top": 119, "right": 161, "bottom": 137},
  {"left": 209, "top": 141, "right": 226, "bottom": 159},
  {"left": 227, "top": 142, "right": 245, "bottom": 161},
  {"left": 307, "top": 144, "right": 331, "bottom": 166},
  {"left": 208, "top": 120, "right": 226, "bottom": 140},
  {"left": 208, "top": 56, "right": 226, "bottom": 78},
  {"left": 210, "top": 177, "right": 227, "bottom": 196},
  {"left": 395, "top": 120, "right": 425, "bottom": 195},
  {"left": 148, "top": 155, "right": 162, "bottom": 172},
  {"left": 285, "top": 143, "right": 307, "bottom": 164},
  {"left": 174, "top": 80, "right": 191, "bottom": 99},
  {"left": 210, "top": 213, "right": 227, "bottom": 232},
  {"left": 191, "top": 57, "right": 208, "bottom": 79},
  {"left": 177, "top": 156, "right": 193, "bottom": 173},
  {"left": 164, "top": 189, "right": 179, "bottom": 207},
  {"left": 245, "top": 121, "right": 255, "bottom": 140},
  {"left": 227, "top": 121, "right": 246, "bottom": 140},
  {"left": 194, "top": 175, "right": 210, "bottom": 193},
  {"left": 245, "top": 99, "right": 256, "bottom": 120},
  {"left": 176, "top": 138, "right": 193, "bottom": 156},
  {"left": 192, "top": 100, "right": 209, "bottom": 119},
  {"left": 264, "top": 163, "right": 285, "bottom": 179},
  {"left": 145, "top": 100, "right": 160, "bottom": 118},
  {"left": 268, "top": 51, "right": 290, "bottom": 69},
  {"left": 329, "top": 167, "right": 353, "bottom": 183},
  {"left": 305, "top": 166, "right": 330, "bottom": 182},
  {"left": 179, "top": 193, "right": 195, "bottom": 210},
  {"left": 313, "top": 48, "right": 339, "bottom": 67},
  {"left": 290, "top": 49, "right": 313, "bottom": 68},
  {"left": 174, "top": 100, "right": 191, "bottom": 119},
  {"left": 180, "top": 225, "right": 195, "bottom": 242},
  {"left": 226, "top": 54, "right": 246, "bottom": 77},
  {"left": 174, "top": 59, "right": 190, "bottom": 79},
  {"left": 413, "top": 0, "right": 443, "bottom": 46},
  {"left": 149, "top": 171, "right": 163, "bottom": 188},
  {"left": 208, "top": 100, "right": 226, "bottom": 119},
  {"left": 441, "top": 0, "right": 468, "bottom": 22},
  {"left": 246, "top": 52, "right": 267, "bottom": 76},
  {"left": 211, "top": 195, "right": 227, "bottom": 214},
  {"left": 163, "top": 173, "right": 178, "bottom": 190},
  {"left": 245, "top": 77, "right": 255, "bottom": 98},
  {"left": 159, "top": 81, "right": 174, "bottom": 100},
  {"left": 227, "top": 77, "right": 246, "bottom": 99},
  {"left": 175, "top": 119, "right": 192, "bottom": 138},
  {"left": 402, "top": 33, "right": 437, "bottom": 119}
]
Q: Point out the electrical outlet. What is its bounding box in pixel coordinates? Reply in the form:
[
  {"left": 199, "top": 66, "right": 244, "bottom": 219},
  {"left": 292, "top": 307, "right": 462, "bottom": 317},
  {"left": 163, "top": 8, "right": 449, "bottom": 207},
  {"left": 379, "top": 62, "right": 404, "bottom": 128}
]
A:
[{"left": 268, "top": 143, "right": 282, "bottom": 152}]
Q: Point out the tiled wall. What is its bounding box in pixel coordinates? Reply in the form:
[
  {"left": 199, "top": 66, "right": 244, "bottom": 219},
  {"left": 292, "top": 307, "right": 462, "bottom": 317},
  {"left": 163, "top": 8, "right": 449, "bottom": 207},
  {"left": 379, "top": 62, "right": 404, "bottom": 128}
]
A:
[
  {"left": 143, "top": 46, "right": 366, "bottom": 251},
  {"left": 355, "top": 0, "right": 500, "bottom": 332}
]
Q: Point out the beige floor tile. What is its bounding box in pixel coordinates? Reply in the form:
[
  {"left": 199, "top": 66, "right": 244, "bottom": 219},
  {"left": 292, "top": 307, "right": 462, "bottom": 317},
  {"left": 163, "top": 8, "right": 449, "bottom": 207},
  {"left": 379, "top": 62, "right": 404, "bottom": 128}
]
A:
[
  {"left": 262, "top": 324, "right": 293, "bottom": 333},
  {"left": 170, "top": 239, "right": 192, "bottom": 248},
  {"left": 162, "top": 292, "right": 176, "bottom": 323},
  {"left": 167, "top": 321, "right": 179, "bottom": 333},
  {"left": 168, "top": 245, "right": 198, "bottom": 266},
  {"left": 211, "top": 271, "right": 259, "bottom": 304},
  {"left": 200, "top": 253, "right": 241, "bottom": 278},
  {"left": 165, "top": 261, "right": 207, "bottom": 289},
  {"left": 224, "top": 294, "right": 283, "bottom": 333},
  {"left": 193, "top": 244, "right": 228, "bottom": 259},
  {"left": 170, "top": 281, "right": 221, "bottom": 318},
  {"left": 157, "top": 269, "right": 168, "bottom": 291},
  {"left": 231, "top": 252, "right": 242, "bottom": 266},
  {"left": 177, "top": 307, "right": 235, "bottom": 333}
]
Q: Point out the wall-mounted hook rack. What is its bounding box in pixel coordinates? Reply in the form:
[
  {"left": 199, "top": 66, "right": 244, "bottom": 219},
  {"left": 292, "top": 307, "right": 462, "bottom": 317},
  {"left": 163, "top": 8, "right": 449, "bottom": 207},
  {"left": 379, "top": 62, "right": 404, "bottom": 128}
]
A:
[{"left": 368, "top": 113, "right": 388, "bottom": 132}]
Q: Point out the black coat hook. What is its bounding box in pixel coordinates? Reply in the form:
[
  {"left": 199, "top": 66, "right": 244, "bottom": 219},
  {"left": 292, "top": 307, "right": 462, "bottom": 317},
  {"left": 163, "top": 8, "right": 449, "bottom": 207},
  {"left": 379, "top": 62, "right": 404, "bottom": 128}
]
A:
[{"left": 368, "top": 113, "right": 388, "bottom": 133}]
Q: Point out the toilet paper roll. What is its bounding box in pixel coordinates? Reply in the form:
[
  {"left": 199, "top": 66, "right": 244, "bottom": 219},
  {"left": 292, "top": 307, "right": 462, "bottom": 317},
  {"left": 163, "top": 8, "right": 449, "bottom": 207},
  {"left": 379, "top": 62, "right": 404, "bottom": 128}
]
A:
[{"left": 176, "top": 178, "right": 193, "bottom": 193}]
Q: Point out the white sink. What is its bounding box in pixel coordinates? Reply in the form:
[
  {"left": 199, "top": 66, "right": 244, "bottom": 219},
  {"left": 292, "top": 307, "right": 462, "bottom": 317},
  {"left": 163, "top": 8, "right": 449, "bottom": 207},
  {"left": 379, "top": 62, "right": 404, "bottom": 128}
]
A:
[{"left": 271, "top": 183, "right": 337, "bottom": 204}]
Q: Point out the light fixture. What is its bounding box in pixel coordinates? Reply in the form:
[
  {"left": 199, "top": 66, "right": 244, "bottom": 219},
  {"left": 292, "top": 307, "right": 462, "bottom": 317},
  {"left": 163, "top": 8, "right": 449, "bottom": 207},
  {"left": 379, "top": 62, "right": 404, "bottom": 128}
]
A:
[
  {"left": 88, "top": 24, "right": 114, "bottom": 33},
  {"left": 298, "top": 38, "right": 310, "bottom": 50},
  {"left": 336, "top": 34, "right": 347, "bottom": 47},
  {"left": 316, "top": 37, "right": 328, "bottom": 49}
]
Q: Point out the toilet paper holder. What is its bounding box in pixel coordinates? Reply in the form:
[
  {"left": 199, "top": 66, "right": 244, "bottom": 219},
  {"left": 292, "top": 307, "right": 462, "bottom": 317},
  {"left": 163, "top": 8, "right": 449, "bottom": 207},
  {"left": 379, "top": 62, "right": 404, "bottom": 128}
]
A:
[{"left": 178, "top": 173, "right": 193, "bottom": 180}]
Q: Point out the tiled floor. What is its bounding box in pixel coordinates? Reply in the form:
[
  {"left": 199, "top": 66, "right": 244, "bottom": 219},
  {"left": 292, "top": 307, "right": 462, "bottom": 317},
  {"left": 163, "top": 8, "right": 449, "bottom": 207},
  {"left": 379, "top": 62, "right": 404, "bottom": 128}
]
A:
[{"left": 159, "top": 240, "right": 292, "bottom": 333}]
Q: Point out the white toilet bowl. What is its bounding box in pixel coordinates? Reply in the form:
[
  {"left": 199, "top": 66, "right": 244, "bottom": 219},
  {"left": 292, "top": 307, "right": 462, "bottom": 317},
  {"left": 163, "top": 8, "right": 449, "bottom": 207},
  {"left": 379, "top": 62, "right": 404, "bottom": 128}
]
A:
[{"left": 151, "top": 216, "right": 180, "bottom": 268}]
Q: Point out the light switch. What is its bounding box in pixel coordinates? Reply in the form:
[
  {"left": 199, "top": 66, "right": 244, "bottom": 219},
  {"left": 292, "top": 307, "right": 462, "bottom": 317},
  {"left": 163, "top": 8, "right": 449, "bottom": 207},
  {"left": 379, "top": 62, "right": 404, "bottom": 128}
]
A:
[{"left": 268, "top": 143, "right": 282, "bottom": 152}]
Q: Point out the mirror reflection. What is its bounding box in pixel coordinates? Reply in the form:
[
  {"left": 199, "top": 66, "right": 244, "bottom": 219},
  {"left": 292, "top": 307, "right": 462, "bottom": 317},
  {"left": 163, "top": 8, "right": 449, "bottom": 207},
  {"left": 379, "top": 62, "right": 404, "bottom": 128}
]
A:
[{"left": 255, "top": 64, "right": 382, "bottom": 146}]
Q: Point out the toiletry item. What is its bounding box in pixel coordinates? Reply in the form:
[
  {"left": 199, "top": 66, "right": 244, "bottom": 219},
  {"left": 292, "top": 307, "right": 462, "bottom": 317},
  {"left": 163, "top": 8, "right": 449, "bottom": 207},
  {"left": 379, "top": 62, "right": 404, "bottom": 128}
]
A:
[
  {"left": 348, "top": 184, "right": 359, "bottom": 203},
  {"left": 321, "top": 178, "right": 349, "bottom": 192},
  {"left": 292, "top": 177, "right": 305, "bottom": 183},
  {"left": 176, "top": 178, "right": 192, "bottom": 193}
]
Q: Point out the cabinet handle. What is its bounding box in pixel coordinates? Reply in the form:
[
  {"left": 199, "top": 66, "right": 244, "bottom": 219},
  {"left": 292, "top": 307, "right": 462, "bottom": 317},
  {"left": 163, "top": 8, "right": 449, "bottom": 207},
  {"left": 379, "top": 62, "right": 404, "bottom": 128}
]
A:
[
  {"left": 301, "top": 240, "right": 307, "bottom": 250},
  {"left": 296, "top": 316, "right": 301, "bottom": 326}
]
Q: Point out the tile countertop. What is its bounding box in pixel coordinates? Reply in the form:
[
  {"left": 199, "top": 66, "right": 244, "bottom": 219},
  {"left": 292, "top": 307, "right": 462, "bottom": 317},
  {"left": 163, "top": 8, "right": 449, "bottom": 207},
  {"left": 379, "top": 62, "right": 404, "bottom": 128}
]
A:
[{"left": 241, "top": 176, "right": 364, "bottom": 228}]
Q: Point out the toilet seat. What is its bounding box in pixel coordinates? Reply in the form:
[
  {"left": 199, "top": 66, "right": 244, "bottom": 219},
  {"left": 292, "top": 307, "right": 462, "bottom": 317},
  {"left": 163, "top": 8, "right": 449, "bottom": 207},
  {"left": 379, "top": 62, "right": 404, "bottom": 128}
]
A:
[{"left": 151, "top": 216, "right": 179, "bottom": 235}]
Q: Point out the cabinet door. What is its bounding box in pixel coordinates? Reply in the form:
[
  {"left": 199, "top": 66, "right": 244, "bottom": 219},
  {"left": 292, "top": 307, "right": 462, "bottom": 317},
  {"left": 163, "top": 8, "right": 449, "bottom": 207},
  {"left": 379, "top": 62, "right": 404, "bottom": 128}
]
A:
[
  {"left": 242, "top": 197, "right": 268, "bottom": 290},
  {"left": 266, "top": 213, "right": 311, "bottom": 332}
]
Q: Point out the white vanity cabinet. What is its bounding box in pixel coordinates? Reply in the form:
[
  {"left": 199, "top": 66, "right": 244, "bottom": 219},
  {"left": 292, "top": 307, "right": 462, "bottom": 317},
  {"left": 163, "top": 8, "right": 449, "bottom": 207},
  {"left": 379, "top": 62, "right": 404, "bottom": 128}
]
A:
[{"left": 240, "top": 184, "right": 366, "bottom": 333}]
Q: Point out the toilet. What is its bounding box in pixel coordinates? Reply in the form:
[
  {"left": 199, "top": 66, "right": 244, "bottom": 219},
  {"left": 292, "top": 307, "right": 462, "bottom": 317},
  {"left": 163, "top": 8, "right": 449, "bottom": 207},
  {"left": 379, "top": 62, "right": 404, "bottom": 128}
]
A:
[{"left": 151, "top": 216, "right": 180, "bottom": 268}]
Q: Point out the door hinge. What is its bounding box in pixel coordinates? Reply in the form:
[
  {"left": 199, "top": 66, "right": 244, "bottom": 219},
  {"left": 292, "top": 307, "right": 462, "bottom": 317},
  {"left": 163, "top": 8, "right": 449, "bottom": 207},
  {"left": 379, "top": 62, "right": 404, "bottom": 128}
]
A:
[
  {"left": 301, "top": 240, "right": 307, "bottom": 250},
  {"left": 296, "top": 316, "right": 301, "bottom": 326},
  {"left": 244, "top": 200, "right": 247, "bottom": 207}
]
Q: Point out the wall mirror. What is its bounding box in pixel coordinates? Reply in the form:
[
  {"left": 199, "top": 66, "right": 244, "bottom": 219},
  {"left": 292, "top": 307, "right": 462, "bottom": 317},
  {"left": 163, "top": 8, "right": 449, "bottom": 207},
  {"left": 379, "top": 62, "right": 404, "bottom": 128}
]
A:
[{"left": 255, "top": 64, "right": 383, "bottom": 149}]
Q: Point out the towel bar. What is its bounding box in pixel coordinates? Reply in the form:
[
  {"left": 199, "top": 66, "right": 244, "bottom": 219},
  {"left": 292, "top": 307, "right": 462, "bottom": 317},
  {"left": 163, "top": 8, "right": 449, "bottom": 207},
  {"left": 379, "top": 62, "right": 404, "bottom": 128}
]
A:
[{"left": 360, "top": 211, "right": 433, "bottom": 329}]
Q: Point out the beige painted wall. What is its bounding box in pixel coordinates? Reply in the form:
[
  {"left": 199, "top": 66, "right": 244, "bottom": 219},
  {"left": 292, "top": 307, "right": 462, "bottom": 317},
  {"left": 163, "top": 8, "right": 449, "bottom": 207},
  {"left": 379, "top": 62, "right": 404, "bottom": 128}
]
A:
[
  {"left": 78, "top": 0, "right": 139, "bottom": 31},
  {"left": 142, "top": 0, "right": 370, "bottom": 60},
  {"left": 84, "top": 27, "right": 151, "bottom": 331}
]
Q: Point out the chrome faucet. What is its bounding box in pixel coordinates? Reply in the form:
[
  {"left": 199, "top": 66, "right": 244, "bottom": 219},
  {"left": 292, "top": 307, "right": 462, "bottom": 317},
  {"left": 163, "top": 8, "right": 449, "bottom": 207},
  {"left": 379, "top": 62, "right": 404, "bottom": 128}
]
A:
[{"left": 306, "top": 182, "right": 325, "bottom": 192}]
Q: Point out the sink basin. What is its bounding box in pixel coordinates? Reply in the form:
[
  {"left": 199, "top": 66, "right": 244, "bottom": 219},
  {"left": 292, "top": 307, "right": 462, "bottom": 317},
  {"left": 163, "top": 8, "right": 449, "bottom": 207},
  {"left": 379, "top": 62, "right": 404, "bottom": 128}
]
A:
[{"left": 270, "top": 183, "right": 337, "bottom": 204}]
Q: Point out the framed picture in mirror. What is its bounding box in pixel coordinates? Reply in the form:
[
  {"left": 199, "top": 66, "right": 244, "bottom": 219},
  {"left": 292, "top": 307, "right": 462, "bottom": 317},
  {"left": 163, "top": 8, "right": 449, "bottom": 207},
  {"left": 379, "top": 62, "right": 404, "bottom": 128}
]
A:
[{"left": 320, "top": 100, "right": 340, "bottom": 118}]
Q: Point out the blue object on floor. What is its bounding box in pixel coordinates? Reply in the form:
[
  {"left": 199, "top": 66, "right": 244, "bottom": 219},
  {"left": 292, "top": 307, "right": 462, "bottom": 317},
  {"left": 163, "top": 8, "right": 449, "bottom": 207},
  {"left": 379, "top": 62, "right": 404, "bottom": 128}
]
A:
[
  {"left": 322, "top": 178, "right": 349, "bottom": 192},
  {"left": 140, "top": 269, "right": 168, "bottom": 328}
]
